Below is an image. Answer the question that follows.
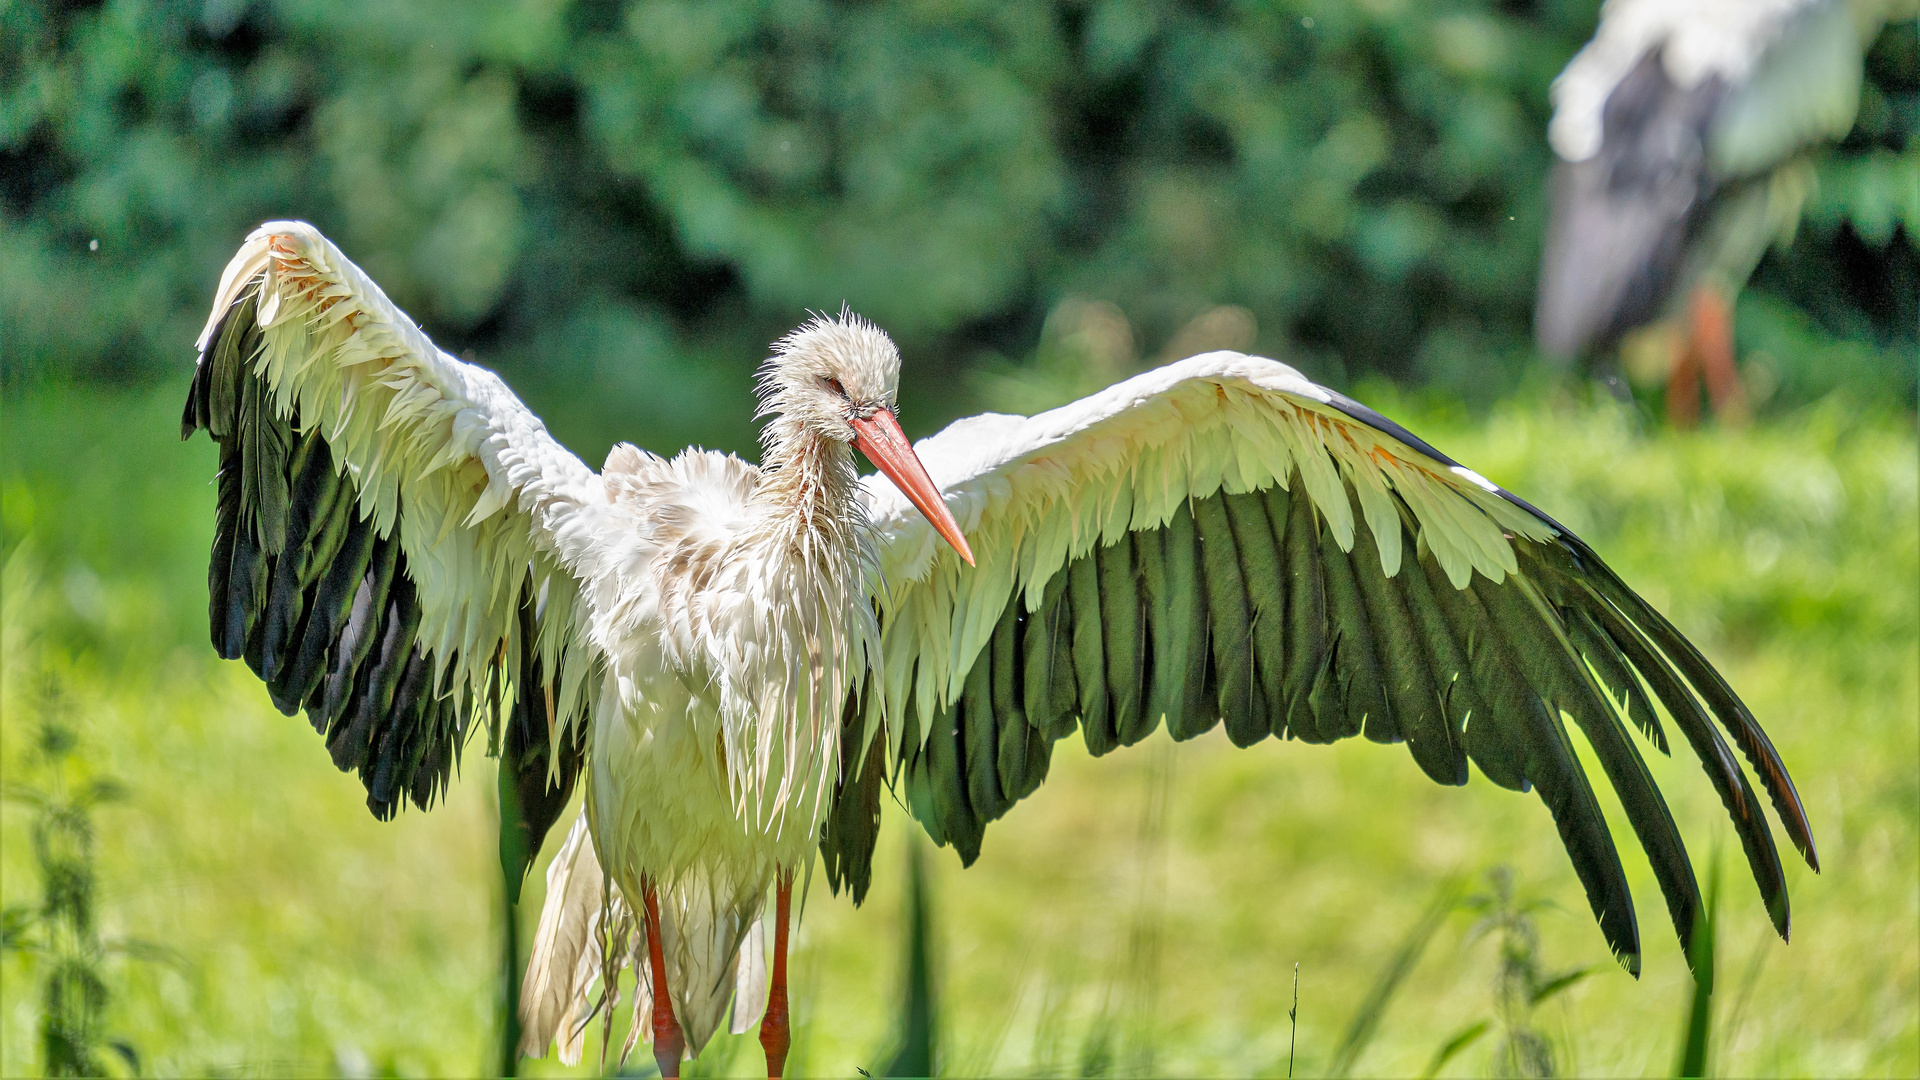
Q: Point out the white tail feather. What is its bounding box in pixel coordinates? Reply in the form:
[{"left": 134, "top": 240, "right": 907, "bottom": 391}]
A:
[
  {"left": 659, "top": 874, "right": 762, "bottom": 1055},
  {"left": 520, "top": 815, "right": 632, "bottom": 1064},
  {"left": 730, "top": 917, "right": 768, "bottom": 1035}
]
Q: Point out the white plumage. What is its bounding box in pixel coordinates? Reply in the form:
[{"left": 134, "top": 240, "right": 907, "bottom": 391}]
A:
[
  {"left": 1548, "top": 0, "right": 1851, "bottom": 164},
  {"left": 188, "top": 223, "right": 1816, "bottom": 1077}
]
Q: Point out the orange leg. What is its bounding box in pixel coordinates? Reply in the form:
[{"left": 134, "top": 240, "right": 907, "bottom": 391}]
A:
[
  {"left": 642, "top": 879, "right": 685, "bottom": 1078},
  {"left": 760, "top": 874, "right": 794, "bottom": 1079},
  {"left": 1688, "top": 284, "right": 1748, "bottom": 425},
  {"left": 1666, "top": 325, "right": 1701, "bottom": 428}
]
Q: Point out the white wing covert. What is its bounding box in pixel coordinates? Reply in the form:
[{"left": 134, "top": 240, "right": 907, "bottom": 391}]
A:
[
  {"left": 820, "top": 352, "right": 1815, "bottom": 977},
  {"left": 182, "top": 222, "right": 605, "bottom": 887}
]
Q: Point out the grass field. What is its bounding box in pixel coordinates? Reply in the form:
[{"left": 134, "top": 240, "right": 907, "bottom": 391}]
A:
[{"left": 2, "top": 381, "right": 1915, "bottom": 1077}]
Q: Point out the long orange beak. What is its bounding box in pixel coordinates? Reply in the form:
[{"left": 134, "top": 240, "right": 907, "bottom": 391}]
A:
[{"left": 851, "top": 409, "right": 975, "bottom": 566}]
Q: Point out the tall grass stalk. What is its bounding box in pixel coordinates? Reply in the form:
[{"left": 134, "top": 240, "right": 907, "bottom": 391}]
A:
[
  {"left": 881, "top": 836, "right": 937, "bottom": 1077},
  {"left": 495, "top": 771, "right": 522, "bottom": 1079},
  {"left": 1421, "top": 867, "right": 1597, "bottom": 1078},
  {"left": 1079, "top": 742, "right": 1174, "bottom": 1078},
  {"left": 1715, "top": 920, "right": 1774, "bottom": 1067},
  {"left": 1674, "top": 853, "right": 1723, "bottom": 1078},
  {"left": 1330, "top": 878, "right": 1464, "bottom": 1077},
  {"left": 2, "top": 670, "right": 164, "bottom": 1077},
  {"left": 1289, "top": 963, "right": 1299, "bottom": 1079}
]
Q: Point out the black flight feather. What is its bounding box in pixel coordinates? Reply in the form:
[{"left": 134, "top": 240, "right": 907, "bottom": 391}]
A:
[
  {"left": 1573, "top": 575, "right": 1793, "bottom": 940},
  {"left": 225, "top": 527, "right": 267, "bottom": 665},
  {"left": 991, "top": 602, "right": 1049, "bottom": 803},
  {"left": 208, "top": 456, "right": 240, "bottom": 656},
  {"left": 289, "top": 510, "right": 379, "bottom": 729},
  {"left": 1315, "top": 513, "right": 1388, "bottom": 744},
  {"left": 1468, "top": 574, "right": 1643, "bottom": 973},
  {"left": 320, "top": 532, "right": 401, "bottom": 734},
  {"left": 1193, "top": 495, "right": 1259, "bottom": 746},
  {"left": 1503, "top": 575, "right": 1705, "bottom": 967},
  {"left": 1566, "top": 605, "right": 1670, "bottom": 756},
  {"left": 1068, "top": 545, "right": 1114, "bottom": 755},
  {"left": 1277, "top": 481, "right": 1331, "bottom": 741},
  {"left": 1158, "top": 501, "right": 1218, "bottom": 741},
  {"left": 1097, "top": 535, "right": 1152, "bottom": 747},
  {"left": 1224, "top": 490, "right": 1289, "bottom": 743},
  {"left": 1569, "top": 549, "right": 1817, "bottom": 873},
  {"left": 1378, "top": 514, "right": 1480, "bottom": 786},
  {"left": 1345, "top": 510, "right": 1460, "bottom": 784},
  {"left": 962, "top": 642, "right": 1009, "bottom": 823},
  {"left": 821, "top": 685, "right": 886, "bottom": 905},
  {"left": 1412, "top": 548, "right": 1532, "bottom": 793},
  {"left": 1022, "top": 572, "right": 1079, "bottom": 741},
  {"left": 924, "top": 689, "right": 983, "bottom": 865}
]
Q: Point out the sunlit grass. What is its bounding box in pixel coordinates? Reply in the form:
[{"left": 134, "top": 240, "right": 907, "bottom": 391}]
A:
[{"left": 2, "top": 382, "right": 1914, "bottom": 1076}]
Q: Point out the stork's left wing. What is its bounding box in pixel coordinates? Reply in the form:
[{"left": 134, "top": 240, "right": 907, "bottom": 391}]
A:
[
  {"left": 826, "top": 351, "right": 1816, "bottom": 976},
  {"left": 182, "top": 223, "right": 607, "bottom": 891}
]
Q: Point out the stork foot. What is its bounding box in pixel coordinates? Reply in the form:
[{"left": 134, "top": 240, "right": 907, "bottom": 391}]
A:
[
  {"left": 641, "top": 879, "right": 685, "bottom": 1078},
  {"left": 653, "top": 1024, "right": 685, "bottom": 1079},
  {"left": 760, "top": 996, "right": 790, "bottom": 1078},
  {"left": 760, "top": 873, "right": 794, "bottom": 1079}
]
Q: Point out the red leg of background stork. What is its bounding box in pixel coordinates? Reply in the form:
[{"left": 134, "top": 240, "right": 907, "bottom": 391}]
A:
[
  {"left": 642, "top": 879, "right": 685, "bottom": 1078},
  {"left": 1666, "top": 323, "right": 1702, "bottom": 428},
  {"left": 760, "top": 873, "right": 794, "bottom": 1079},
  {"left": 1688, "top": 284, "right": 1748, "bottom": 425}
]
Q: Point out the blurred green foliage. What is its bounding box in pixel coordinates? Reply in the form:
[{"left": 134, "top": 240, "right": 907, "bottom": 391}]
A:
[
  {"left": 4, "top": 2, "right": 1914, "bottom": 465},
  {"left": 1, "top": 679, "right": 156, "bottom": 1079}
]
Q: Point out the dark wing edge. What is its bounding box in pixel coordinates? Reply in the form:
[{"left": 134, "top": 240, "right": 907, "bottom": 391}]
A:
[
  {"left": 184, "top": 286, "right": 590, "bottom": 899},
  {"left": 824, "top": 439, "right": 1816, "bottom": 980}
]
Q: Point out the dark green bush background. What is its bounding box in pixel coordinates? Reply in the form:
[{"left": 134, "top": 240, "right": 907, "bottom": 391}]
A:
[{"left": 4, "top": 1, "right": 1914, "bottom": 458}]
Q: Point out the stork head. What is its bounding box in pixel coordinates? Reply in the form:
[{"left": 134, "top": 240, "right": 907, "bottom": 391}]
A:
[{"left": 759, "top": 310, "right": 974, "bottom": 566}]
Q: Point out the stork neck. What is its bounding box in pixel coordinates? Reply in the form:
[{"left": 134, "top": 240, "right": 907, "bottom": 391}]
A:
[{"left": 753, "top": 418, "right": 862, "bottom": 554}]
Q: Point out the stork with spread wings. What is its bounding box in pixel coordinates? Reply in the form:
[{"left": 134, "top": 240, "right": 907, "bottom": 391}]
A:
[{"left": 184, "top": 223, "right": 1814, "bottom": 1077}]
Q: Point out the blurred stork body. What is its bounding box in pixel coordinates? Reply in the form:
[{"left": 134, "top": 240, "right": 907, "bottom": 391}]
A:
[
  {"left": 186, "top": 224, "right": 1814, "bottom": 1077},
  {"left": 1535, "top": 0, "right": 1908, "bottom": 423}
]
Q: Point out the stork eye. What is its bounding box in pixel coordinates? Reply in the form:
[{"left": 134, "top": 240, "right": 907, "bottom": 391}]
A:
[{"left": 825, "top": 378, "right": 848, "bottom": 398}]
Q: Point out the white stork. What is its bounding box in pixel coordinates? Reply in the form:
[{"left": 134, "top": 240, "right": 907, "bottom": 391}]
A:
[
  {"left": 184, "top": 223, "right": 1816, "bottom": 1076},
  {"left": 1536, "top": 0, "right": 1906, "bottom": 422}
]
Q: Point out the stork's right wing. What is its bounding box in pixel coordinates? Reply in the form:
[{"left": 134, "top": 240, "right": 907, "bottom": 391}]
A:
[
  {"left": 826, "top": 352, "right": 1816, "bottom": 979},
  {"left": 183, "top": 222, "right": 609, "bottom": 891},
  {"left": 1706, "top": 0, "right": 1866, "bottom": 178}
]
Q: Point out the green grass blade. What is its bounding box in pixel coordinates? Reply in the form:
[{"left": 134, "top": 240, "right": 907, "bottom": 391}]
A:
[
  {"left": 1421, "top": 1020, "right": 1490, "bottom": 1080},
  {"left": 883, "top": 839, "right": 938, "bottom": 1078},
  {"left": 1675, "top": 853, "right": 1722, "bottom": 1078},
  {"left": 1330, "top": 877, "right": 1464, "bottom": 1077}
]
